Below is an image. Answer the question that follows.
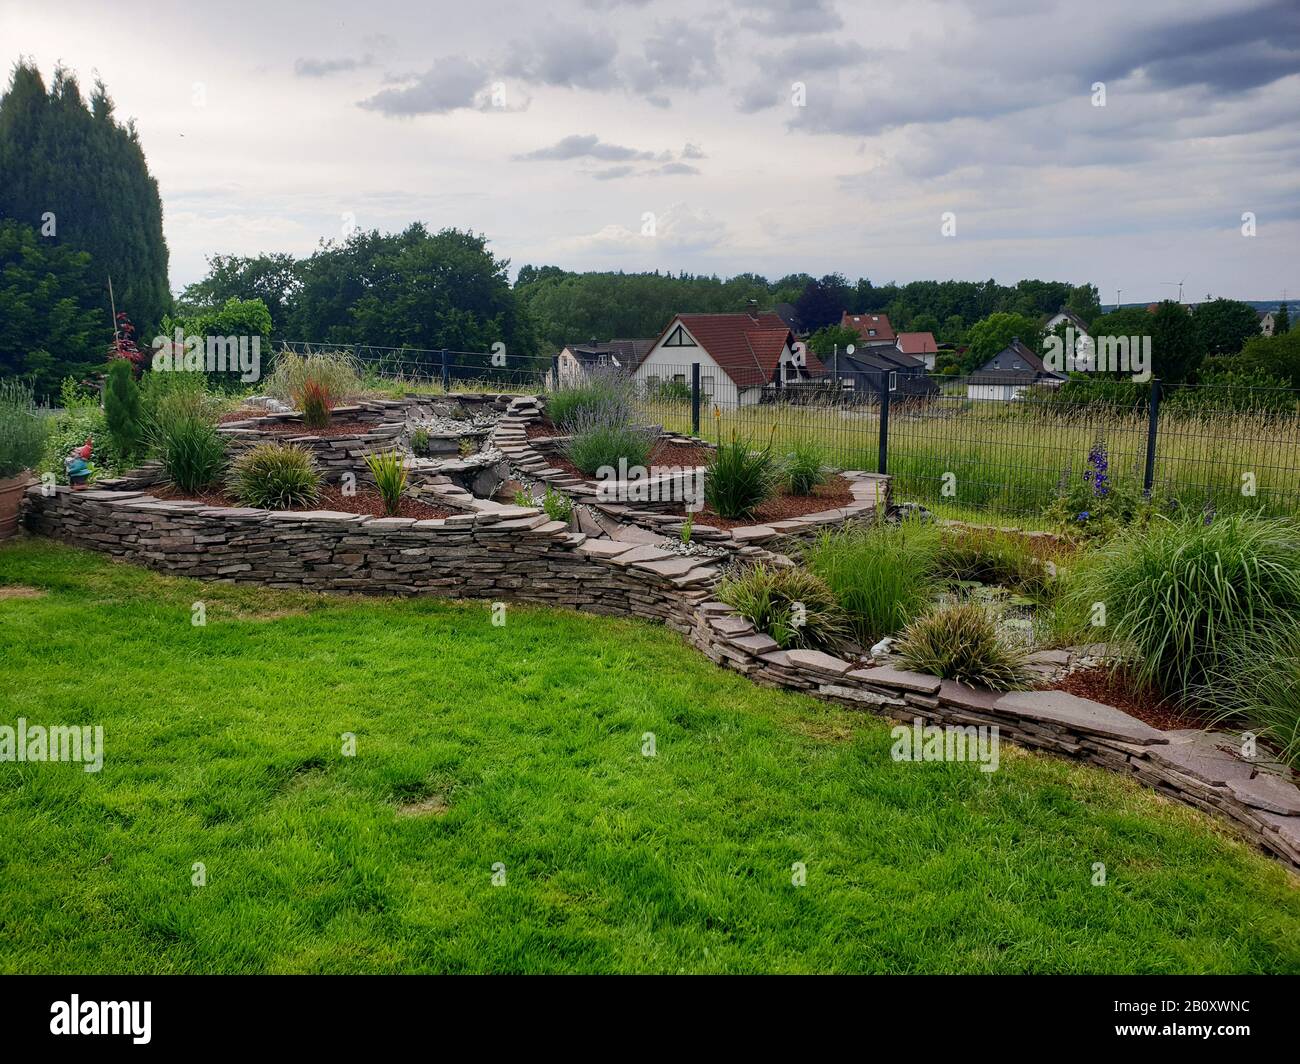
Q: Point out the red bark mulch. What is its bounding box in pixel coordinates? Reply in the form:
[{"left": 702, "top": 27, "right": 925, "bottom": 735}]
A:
[
  {"left": 218, "top": 419, "right": 383, "bottom": 438},
  {"left": 1052, "top": 666, "right": 1213, "bottom": 731},
  {"left": 149, "top": 483, "right": 454, "bottom": 520},
  {"left": 658, "top": 476, "right": 857, "bottom": 530}
]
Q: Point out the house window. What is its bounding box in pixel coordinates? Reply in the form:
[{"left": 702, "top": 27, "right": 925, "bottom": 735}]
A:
[
  {"left": 663, "top": 324, "right": 696, "bottom": 347},
  {"left": 868, "top": 329, "right": 877, "bottom": 336},
  {"left": 841, "top": 378, "right": 855, "bottom": 390},
  {"left": 888, "top": 371, "right": 898, "bottom": 392},
  {"left": 701, "top": 374, "right": 715, "bottom": 397}
]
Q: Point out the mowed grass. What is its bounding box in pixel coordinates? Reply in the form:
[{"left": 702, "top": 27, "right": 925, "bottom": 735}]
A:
[{"left": 1, "top": 539, "right": 1298, "bottom": 974}]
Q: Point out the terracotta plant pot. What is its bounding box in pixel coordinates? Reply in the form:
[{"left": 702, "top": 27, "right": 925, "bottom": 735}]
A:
[{"left": 0, "top": 471, "right": 33, "bottom": 541}]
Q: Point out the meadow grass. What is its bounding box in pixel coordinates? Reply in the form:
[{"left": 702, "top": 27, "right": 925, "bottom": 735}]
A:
[
  {"left": 644, "top": 395, "right": 1300, "bottom": 520},
  {"left": 2, "top": 539, "right": 1299, "bottom": 973}
]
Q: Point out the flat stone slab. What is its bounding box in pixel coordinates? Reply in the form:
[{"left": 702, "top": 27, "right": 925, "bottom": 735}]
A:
[
  {"left": 730, "top": 633, "right": 780, "bottom": 654},
  {"left": 938, "top": 680, "right": 1003, "bottom": 712},
  {"left": 611, "top": 524, "right": 668, "bottom": 545},
  {"left": 606, "top": 544, "right": 672, "bottom": 566},
  {"left": 1227, "top": 773, "right": 1300, "bottom": 815},
  {"left": 266, "top": 509, "right": 365, "bottom": 522},
  {"left": 575, "top": 539, "right": 633, "bottom": 557},
  {"left": 633, "top": 556, "right": 702, "bottom": 578},
  {"left": 848, "top": 665, "right": 941, "bottom": 695},
  {"left": 993, "top": 690, "right": 1167, "bottom": 745},
  {"left": 710, "top": 615, "right": 755, "bottom": 636},
  {"left": 784, "top": 649, "right": 853, "bottom": 676},
  {"left": 820, "top": 683, "right": 906, "bottom": 707},
  {"left": 1149, "top": 730, "right": 1256, "bottom": 785},
  {"left": 730, "top": 526, "right": 775, "bottom": 542}
]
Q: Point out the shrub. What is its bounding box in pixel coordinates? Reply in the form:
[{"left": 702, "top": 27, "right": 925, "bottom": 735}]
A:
[
  {"left": 140, "top": 368, "right": 209, "bottom": 435},
  {"left": 718, "top": 563, "right": 850, "bottom": 652},
  {"left": 364, "top": 450, "right": 407, "bottom": 515},
  {"left": 264, "top": 350, "right": 361, "bottom": 407},
  {"left": 513, "top": 488, "right": 535, "bottom": 508},
  {"left": 300, "top": 379, "right": 333, "bottom": 429},
  {"left": 546, "top": 365, "right": 635, "bottom": 430},
  {"left": 895, "top": 602, "right": 1034, "bottom": 691},
  {"left": 409, "top": 428, "right": 431, "bottom": 455},
  {"left": 1066, "top": 513, "right": 1300, "bottom": 700},
  {"left": 228, "top": 443, "right": 321, "bottom": 510},
  {"left": 564, "top": 412, "right": 655, "bottom": 476},
  {"left": 804, "top": 518, "right": 943, "bottom": 644},
  {"left": 0, "top": 379, "right": 47, "bottom": 479},
  {"left": 542, "top": 485, "right": 573, "bottom": 523},
  {"left": 103, "top": 359, "right": 144, "bottom": 461},
  {"left": 785, "top": 440, "right": 829, "bottom": 496},
  {"left": 705, "top": 432, "right": 780, "bottom": 518}
]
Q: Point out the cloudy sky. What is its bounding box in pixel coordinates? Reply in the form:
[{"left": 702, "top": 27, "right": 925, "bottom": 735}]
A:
[{"left": 3, "top": 0, "right": 1298, "bottom": 303}]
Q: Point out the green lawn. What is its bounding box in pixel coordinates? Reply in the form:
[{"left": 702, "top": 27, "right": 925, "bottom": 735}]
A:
[{"left": 1, "top": 538, "right": 1298, "bottom": 973}]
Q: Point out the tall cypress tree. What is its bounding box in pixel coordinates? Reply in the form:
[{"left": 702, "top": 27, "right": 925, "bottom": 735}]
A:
[{"left": 0, "top": 63, "right": 170, "bottom": 339}]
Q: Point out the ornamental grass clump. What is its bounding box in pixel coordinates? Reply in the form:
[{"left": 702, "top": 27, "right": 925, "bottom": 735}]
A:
[
  {"left": 718, "top": 562, "right": 850, "bottom": 652},
  {"left": 265, "top": 350, "right": 360, "bottom": 428},
  {"left": 704, "top": 432, "right": 781, "bottom": 519},
  {"left": 1202, "top": 624, "right": 1300, "bottom": 770},
  {"left": 228, "top": 443, "right": 321, "bottom": 510},
  {"left": 803, "top": 518, "right": 943, "bottom": 644},
  {"left": 364, "top": 449, "right": 407, "bottom": 515},
  {"left": 564, "top": 407, "right": 655, "bottom": 476},
  {"left": 895, "top": 602, "right": 1035, "bottom": 691},
  {"left": 785, "top": 439, "right": 829, "bottom": 496},
  {"left": 1066, "top": 512, "right": 1300, "bottom": 701},
  {"left": 546, "top": 364, "right": 635, "bottom": 431},
  {"left": 152, "top": 389, "right": 226, "bottom": 493}
]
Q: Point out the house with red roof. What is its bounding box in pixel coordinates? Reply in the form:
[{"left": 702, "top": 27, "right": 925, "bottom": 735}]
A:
[
  {"left": 841, "top": 311, "right": 896, "bottom": 348},
  {"left": 894, "top": 331, "right": 938, "bottom": 370},
  {"left": 632, "top": 305, "right": 824, "bottom": 406}
]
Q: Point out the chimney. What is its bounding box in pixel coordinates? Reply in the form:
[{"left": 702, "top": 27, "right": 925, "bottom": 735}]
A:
[{"left": 746, "top": 299, "right": 759, "bottom": 319}]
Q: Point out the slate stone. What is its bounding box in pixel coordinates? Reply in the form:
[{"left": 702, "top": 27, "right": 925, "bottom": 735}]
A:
[
  {"left": 848, "top": 665, "right": 941, "bottom": 695},
  {"left": 994, "top": 690, "right": 1167, "bottom": 745},
  {"left": 1227, "top": 773, "right": 1300, "bottom": 815},
  {"left": 1149, "top": 730, "right": 1256, "bottom": 785},
  {"left": 937, "top": 680, "right": 1003, "bottom": 712},
  {"left": 784, "top": 649, "right": 853, "bottom": 676}
]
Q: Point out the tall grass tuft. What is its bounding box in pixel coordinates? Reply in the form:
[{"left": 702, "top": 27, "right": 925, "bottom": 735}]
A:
[
  {"left": 718, "top": 563, "right": 851, "bottom": 651},
  {"left": 785, "top": 439, "right": 829, "bottom": 496},
  {"left": 364, "top": 450, "right": 408, "bottom": 515},
  {"left": 0, "top": 380, "right": 48, "bottom": 479},
  {"left": 265, "top": 350, "right": 360, "bottom": 422},
  {"left": 546, "top": 365, "right": 636, "bottom": 431},
  {"left": 895, "top": 602, "right": 1035, "bottom": 691},
  {"left": 1066, "top": 513, "right": 1300, "bottom": 700},
  {"left": 803, "top": 518, "right": 943, "bottom": 644},
  {"left": 705, "top": 432, "right": 781, "bottom": 518},
  {"left": 564, "top": 409, "right": 655, "bottom": 476},
  {"left": 1202, "top": 623, "right": 1300, "bottom": 770},
  {"left": 152, "top": 389, "right": 226, "bottom": 493}
]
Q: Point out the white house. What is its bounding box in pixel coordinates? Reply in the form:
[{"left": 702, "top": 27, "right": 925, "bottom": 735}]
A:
[
  {"left": 633, "top": 307, "right": 824, "bottom": 407},
  {"left": 555, "top": 338, "right": 654, "bottom": 385}
]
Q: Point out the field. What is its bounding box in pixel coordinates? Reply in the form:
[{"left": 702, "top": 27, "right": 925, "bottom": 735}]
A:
[
  {"left": 2, "top": 539, "right": 1299, "bottom": 974},
  {"left": 641, "top": 392, "right": 1300, "bottom": 519}
]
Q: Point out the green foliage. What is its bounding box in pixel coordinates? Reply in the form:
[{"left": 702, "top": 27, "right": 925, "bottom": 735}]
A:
[
  {"left": 409, "top": 428, "right": 430, "bottom": 455},
  {"left": 0, "top": 220, "right": 105, "bottom": 397},
  {"left": 0, "top": 64, "right": 170, "bottom": 338},
  {"left": 300, "top": 380, "right": 333, "bottom": 429},
  {"left": 153, "top": 390, "right": 225, "bottom": 493},
  {"left": 718, "top": 562, "right": 851, "bottom": 651},
  {"left": 785, "top": 440, "right": 828, "bottom": 496},
  {"left": 41, "top": 405, "right": 130, "bottom": 484},
  {"left": 177, "top": 253, "right": 298, "bottom": 335},
  {"left": 806, "top": 324, "right": 862, "bottom": 359},
  {"left": 159, "top": 297, "right": 273, "bottom": 390},
  {"left": 1193, "top": 298, "right": 1261, "bottom": 357},
  {"left": 935, "top": 527, "right": 1055, "bottom": 601},
  {"left": 704, "top": 433, "right": 780, "bottom": 519},
  {"left": 1171, "top": 360, "right": 1296, "bottom": 415},
  {"left": 364, "top": 450, "right": 407, "bottom": 515},
  {"left": 679, "top": 511, "right": 694, "bottom": 544},
  {"left": 512, "top": 488, "right": 534, "bottom": 508},
  {"left": 1066, "top": 514, "right": 1300, "bottom": 701},
  {"left": 962, "top": 312, "right": 1043, "bottom": 373},
  {"left": 1204, "top": 624, "right": 1300, "bottom": 770},
  {"left": 542, "top": 485, "right": 573, "bottom": 523},
  {"left": 228, "top": 443, "right": 321, "bottom": 510},
  {"left": 803, "top": 519, "right": 943, "bottom": 644},
  {"left": 1235, "top": 330, "right": 1300, "bottom": 390},
  {"left": 103, "top": 359, "right": 144, "bottom": 460},
  {"left": 0, "top": 379, "right": 48, "bottom": 478},
  {"left": 564, "top": 418, "right": 655, "bottom": 476},
  {"left": 1148, "top": 300, "right": 1204, "bottom": 383},
  {"left": 895, "top": 602, "right": 1034, "bottom": 691}
]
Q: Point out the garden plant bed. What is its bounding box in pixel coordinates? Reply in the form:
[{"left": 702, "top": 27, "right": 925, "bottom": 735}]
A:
[
  {"left": 1052, "top": 666, "right": 1216, "bottom": 732},
  {"left": 150, "top": 484, "right": 458, "bottom": 521},
  {"left": 658, "top": 476, "right": 856, "bottom": 530},
  {"left": 542, "top": 440, "right": 715, "bottom": 484}
]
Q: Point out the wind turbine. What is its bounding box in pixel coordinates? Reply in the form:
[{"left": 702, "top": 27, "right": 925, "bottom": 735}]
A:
[{"left": 1162, "top": 279, "right": 1186, "bottom": 303}]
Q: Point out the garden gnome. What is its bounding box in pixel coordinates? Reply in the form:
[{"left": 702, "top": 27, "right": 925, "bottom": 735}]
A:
[{"left": 65, "top": 438, "right": 93, "bottom": 490}]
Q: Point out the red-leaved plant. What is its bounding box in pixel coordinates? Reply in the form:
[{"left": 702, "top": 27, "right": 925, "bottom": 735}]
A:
[{"left": 298, "top": 379, "right": 334, "bottom": 429}]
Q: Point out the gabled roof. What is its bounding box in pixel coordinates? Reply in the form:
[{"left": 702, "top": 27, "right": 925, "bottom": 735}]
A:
[
  {"left": 895, "top": 331, "right": 937, "bottom": 356},
  {"left": 969, "top": 339, "right": 1067, "bottom": 382},
  {"left": 1046, "top": 307, "right": 1091, "bottom": 334},
  {"left": 653, "top": 312, "right": 823, "bottom": 388},
  {"left": 841, "top": 311, "right": 895, "bottom": 342}
]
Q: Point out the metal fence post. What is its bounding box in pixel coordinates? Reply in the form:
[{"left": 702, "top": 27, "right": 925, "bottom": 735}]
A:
[
  {"left": 440, "top": 349, "right": 450, "bottom": 392},
  {"left": 877, "top": 375, "right": 890, "bottom": 475},
  {"left": 691, "top": 363, "right": 701, "bottom": 437},
  {"left": 1143, "top": 377, "right": 1161, "bottom": 495},
  {"left": 550, "top": 354, "right": 559, "bottom": 391}
]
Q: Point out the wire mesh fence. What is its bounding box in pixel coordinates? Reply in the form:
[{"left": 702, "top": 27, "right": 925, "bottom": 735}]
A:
[
  {"left": 274, "top": 341, "right": 553, "bottom": 392},
  {"left": 631, "top": 362, "right": 1300, "bottom": 519}
]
